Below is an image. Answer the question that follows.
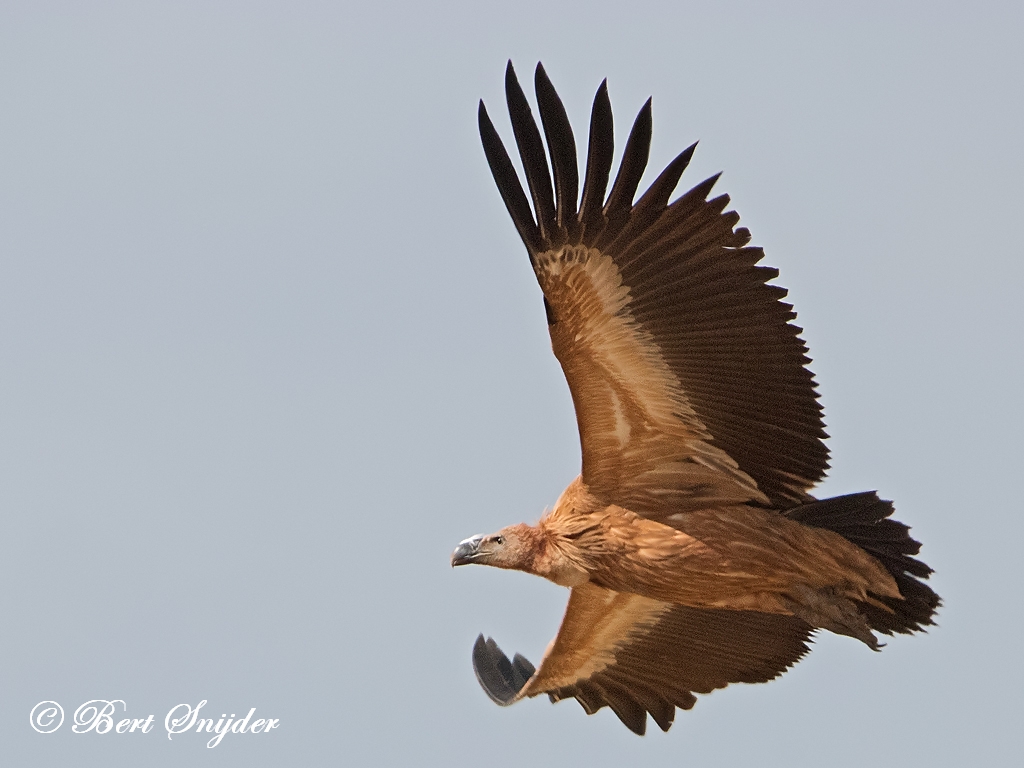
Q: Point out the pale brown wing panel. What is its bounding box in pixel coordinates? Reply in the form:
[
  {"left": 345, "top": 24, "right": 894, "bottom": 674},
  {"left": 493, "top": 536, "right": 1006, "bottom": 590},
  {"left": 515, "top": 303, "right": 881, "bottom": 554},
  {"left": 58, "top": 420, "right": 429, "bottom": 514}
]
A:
[
  {"left": 538, "top": 246, "right": 766, "bottom": 510},
  {"left": 479, "top": 62, "right": 830, "bottom": 508},
  {"left": 521, "top": 583, "right": 813, "bottom": 734},
  {"left": 521, "top": 584, "right": 671, "bottom": 693}
]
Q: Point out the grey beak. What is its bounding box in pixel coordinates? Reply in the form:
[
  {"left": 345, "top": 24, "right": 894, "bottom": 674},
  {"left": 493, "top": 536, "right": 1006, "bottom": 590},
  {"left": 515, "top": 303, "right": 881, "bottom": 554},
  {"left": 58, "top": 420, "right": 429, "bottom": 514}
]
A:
[{"left": 451, "top": 534, "right": 485, "bottom": 567}]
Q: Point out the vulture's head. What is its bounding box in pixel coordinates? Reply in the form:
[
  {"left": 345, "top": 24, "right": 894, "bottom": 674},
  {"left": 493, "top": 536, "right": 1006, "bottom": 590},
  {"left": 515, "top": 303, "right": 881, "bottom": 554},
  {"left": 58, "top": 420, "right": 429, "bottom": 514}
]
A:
[{"left": 450, "top": 524, "right": 537, "bottom": 570}]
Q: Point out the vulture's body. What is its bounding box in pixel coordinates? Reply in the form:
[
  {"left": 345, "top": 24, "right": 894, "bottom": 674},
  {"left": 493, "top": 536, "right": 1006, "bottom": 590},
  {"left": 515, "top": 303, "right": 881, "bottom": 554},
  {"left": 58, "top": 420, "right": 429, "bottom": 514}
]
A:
[{"left": 451, "top": 63, "right": 939, "bottom": 735}]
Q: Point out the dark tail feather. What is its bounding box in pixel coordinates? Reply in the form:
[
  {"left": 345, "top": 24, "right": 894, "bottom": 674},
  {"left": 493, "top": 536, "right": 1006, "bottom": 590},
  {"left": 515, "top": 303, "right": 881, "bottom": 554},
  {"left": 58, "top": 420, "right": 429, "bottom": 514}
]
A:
[{"left": 785, "top": 492, "right": 940, "bottom": 636}]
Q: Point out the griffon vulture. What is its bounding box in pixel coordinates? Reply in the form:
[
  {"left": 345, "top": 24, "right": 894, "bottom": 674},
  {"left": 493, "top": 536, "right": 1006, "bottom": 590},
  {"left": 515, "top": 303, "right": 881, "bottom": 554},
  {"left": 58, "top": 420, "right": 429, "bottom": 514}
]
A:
[{"left": 451, "top": 62, "right": 939, "bottom": 735}]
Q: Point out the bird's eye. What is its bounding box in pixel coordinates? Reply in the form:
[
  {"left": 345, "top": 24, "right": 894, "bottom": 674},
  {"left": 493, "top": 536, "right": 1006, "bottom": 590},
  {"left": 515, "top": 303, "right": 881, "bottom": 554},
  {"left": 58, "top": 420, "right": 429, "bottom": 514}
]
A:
[{"left": 494, "top": 536, "right": 504, "bottom": 545}]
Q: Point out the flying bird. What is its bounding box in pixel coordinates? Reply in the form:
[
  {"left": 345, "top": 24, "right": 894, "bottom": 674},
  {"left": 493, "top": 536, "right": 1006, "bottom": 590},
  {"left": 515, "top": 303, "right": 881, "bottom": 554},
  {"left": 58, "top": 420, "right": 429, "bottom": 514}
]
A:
[{"left": 451, "top": 62, "right": 939, "bottom": 735}]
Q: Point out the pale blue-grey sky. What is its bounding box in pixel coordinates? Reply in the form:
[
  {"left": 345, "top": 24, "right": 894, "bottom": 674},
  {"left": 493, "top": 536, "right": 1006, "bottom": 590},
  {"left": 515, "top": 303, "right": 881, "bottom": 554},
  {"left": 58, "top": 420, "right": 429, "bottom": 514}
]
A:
[{"left": 1, "top": 2, "right": 1021, "bottom": 765}]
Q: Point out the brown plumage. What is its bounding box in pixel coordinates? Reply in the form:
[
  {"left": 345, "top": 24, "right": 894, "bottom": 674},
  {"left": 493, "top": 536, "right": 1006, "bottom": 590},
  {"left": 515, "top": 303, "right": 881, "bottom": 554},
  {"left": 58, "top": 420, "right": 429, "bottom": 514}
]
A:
[{"left": 451, "top": 62, "right": 939, "bottom": 735}]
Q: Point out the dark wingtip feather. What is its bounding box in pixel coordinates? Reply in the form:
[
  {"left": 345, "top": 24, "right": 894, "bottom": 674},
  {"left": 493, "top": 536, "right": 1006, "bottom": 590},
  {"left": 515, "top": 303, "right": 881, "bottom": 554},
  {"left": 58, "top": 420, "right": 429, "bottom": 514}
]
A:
[
  {"left": 472, "top": 634, "right": 534, "bottom": 706},
  {"left": 649, "top": 699, "right": 675, "bottom": 732},
  {"left": 693, "top": 172, "right": 723, "bottom": 199},
  {"left": 602, "top": 97, "right": 653, "bottom": 228},
  {"left": 609, "top": 699, "right": 647, "bottom": 735},
  {"left": 633, "top": 141, "right": 697, "bottom": 214},
  {"left": 607, "top": 141, "right": 699, "bottom": 253},
  {"left": 504, "top": 62, "right": 556, "bottom": 245},
  {"left": 511, "top": 652, "right": 537, "bottom": 681},
  {"left": 579, "top": 79, "right": 614, "bottom": 236},
  {"left": 534, "top": 62, "right": 579, "bottom": 240},
  {"left": 478, "top": 100, "right": 541, "bottom": 253}
]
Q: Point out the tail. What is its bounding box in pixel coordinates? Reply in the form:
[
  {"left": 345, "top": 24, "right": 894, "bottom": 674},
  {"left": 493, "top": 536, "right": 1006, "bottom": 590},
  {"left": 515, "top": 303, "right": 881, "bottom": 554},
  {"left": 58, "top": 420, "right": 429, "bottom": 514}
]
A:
[{"left": 785, "top": 492, "right": 940, "bottom": 636}]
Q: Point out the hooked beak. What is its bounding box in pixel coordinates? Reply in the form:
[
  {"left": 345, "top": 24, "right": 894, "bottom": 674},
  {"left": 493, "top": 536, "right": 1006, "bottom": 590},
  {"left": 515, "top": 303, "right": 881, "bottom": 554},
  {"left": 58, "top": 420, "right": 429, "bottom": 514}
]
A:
[{"left": 451, "top": 534, "right": 485, "bottom": 567}]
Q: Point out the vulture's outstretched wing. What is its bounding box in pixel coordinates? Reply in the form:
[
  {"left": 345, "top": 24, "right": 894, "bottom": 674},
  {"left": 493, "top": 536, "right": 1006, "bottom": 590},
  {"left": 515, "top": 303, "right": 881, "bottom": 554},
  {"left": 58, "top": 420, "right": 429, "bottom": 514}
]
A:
[
  {"left": 473, "top": 583, "right": 813, "bottom": 735},
  {"left": 479, "top": 62, "right": 828, "bottom": 511}
]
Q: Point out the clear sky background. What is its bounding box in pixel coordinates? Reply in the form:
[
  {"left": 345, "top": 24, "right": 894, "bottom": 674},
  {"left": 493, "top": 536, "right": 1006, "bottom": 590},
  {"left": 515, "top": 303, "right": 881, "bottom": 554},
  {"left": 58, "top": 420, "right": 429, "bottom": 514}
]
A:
[{"left": 1, "top": 2, "right": 1021, "bottom": 765}]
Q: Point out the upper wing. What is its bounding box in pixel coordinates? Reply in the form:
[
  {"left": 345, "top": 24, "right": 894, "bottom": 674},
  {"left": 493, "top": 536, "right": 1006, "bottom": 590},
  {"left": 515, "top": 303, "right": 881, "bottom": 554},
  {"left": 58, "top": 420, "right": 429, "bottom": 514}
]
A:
[
  {"left": 479, "top": 62, "right": 828, "bottom": 511},
  {"left": 472, "top": 582, "right": 813, "bottom": 735}
]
